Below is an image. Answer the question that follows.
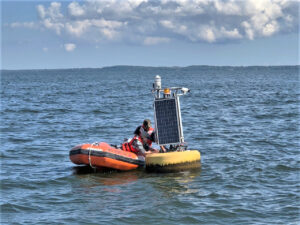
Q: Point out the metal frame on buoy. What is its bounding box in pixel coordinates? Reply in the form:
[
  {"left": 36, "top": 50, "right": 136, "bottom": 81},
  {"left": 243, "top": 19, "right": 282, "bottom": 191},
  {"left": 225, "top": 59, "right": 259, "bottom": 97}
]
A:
[{"left": 152, "top": 75, "right": 190, "bottom": 147}]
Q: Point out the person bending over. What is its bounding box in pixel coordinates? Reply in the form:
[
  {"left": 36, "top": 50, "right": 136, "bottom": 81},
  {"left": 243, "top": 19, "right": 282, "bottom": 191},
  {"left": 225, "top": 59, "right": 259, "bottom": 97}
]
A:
[{"left": 122, "top": 119, "right": 159, "bottom": 156}]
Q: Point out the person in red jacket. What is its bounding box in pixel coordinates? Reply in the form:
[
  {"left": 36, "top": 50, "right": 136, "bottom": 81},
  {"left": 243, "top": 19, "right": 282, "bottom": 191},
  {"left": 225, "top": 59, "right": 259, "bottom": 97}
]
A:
[{"left": 122, "top": 119, "right": 159, "bottom": 156}]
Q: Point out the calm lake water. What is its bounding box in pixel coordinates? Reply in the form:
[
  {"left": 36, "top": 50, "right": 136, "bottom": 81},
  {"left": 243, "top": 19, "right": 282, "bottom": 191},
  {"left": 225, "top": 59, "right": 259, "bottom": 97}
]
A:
[{"left": 1, "top": 66, "right": 299, "bottom": 224}]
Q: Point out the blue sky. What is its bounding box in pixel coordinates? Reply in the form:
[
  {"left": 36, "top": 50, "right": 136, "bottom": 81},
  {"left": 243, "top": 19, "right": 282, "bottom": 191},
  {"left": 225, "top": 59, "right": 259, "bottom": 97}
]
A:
[{"left": 1, "top": 0, "right": 299, "bottom": 69}]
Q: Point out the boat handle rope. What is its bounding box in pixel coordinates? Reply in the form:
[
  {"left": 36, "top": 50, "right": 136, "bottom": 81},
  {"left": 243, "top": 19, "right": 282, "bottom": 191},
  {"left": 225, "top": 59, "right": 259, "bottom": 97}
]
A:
[{"left": 88, "top": 148, "right": 97, "bottom": 169}]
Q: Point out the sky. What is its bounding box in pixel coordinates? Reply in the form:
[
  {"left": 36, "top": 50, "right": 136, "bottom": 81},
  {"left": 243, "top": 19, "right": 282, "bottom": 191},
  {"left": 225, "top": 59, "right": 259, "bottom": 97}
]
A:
[{"left": 1, "top": 0, "right": 299, "bottom": 70}]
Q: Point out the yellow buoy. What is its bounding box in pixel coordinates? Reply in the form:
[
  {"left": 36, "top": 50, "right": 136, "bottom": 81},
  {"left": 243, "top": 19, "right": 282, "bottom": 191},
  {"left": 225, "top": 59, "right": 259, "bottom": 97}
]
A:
[{"left": 146, "top": 150, "right": 201, "bottom": 172}]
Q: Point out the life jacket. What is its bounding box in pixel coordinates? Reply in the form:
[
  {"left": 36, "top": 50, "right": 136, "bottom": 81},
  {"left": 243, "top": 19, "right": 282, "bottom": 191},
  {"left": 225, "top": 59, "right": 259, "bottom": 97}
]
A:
[
  {"left": 122, "top": 137, "right": 138, "bottom": 154},
  {"left": 140, "top": 126, "right": 154, "bottom": 147},
  {"left": 122, "top": 127, "right": 154, "bottom": 153}
]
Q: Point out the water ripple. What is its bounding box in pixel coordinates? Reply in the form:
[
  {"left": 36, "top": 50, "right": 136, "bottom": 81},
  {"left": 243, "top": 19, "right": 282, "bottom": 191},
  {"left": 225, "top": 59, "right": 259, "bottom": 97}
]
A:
[{"left": 1, "top": 66, "right": 299, "bottom": 225}]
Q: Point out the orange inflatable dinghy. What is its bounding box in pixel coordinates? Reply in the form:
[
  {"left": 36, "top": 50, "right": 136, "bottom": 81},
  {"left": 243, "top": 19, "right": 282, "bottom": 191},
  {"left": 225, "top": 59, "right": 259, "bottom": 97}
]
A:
[{"left": 69, "top": 142, "right": 145, "bottom": 171}]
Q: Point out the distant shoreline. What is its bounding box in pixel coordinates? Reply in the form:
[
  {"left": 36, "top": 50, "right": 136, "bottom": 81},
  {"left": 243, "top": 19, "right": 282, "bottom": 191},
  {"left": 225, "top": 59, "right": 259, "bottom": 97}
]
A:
[{"left": 1, "top": 65, "right": 299, "bottom": 72}]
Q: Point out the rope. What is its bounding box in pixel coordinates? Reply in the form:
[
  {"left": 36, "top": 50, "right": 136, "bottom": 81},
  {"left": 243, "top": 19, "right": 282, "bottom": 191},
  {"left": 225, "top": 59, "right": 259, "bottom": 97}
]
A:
[{"left": 88, "top": 148, "right": 96, "bottom": 169}]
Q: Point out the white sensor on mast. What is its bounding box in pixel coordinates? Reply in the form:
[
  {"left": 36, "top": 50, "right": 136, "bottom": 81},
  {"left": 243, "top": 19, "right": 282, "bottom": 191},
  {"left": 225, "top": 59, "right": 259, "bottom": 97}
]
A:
[{"left": 154, "top": 75, "right": 161, "bottom": 90}]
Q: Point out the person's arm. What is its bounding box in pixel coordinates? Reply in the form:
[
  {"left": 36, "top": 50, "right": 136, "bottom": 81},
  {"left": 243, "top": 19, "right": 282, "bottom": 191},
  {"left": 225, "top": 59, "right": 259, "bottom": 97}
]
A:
[
  {"left": 134, "top": 126, "right": 141, "bottom": 135},
  {"left": 160, "top": 145, "right": 166, "bottom": 152},
  {"left": 150, "top": 132, "right": 155, "bottom": 142}
]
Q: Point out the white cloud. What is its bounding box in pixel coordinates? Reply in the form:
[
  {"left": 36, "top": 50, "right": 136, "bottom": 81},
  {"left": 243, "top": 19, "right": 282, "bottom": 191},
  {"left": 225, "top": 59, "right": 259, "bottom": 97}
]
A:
[
  {"left": 36, "top": 2, "right": 64, "bottom": 35},
  {"left": 144, "top": 36, "right": 170, "bottom": 45},
  {"left": 241, "top": 21, "right": 254, "bottom": 40},
  {"left": 10, "top": 0, "right": 299, "bottom": 44},
  {"left": 43, "top": 47, "right": 49, "bottom": 52},
  {"left": 248, "top": 0, "right": 283, "bottom": 19},
  {"left": 37, "top": 5, "right": 46, "bottom": 19},
  {"left": 65, "top": 20, "right": 90, "bottom": 37},
  {"left": 48, "top": 2, "right": 63, "bottom": 20},
  {"left": 101, "top": 28, "right": 119, "bottom": 40},
  {"left": 160, "top": 20, "right": 175, "bottom": 29},
  {"left": 10, "top": 22, "right": 36, "bottom": 29},
  {"left": 64, "top": 18, "right": 124, "bottom": 39},
  {"left": 43, "top": 18, "right": 64, "bottom": 35},
  {"left": 68, "top": 2, "right": 85, "bottom": 17},
  {"left": 214, "top": 0, "right": 242, "bottom": 15},
  {"left": 198, "top": 27, "right": 216, "bottom": 43},
  {"left": 64, "top": 43, "right": 76, "bottom": 52},
  {"left": 37, "top": 2, "right": 63, "bottom": 20},
  {"left": 262, "top": 20, "right": 279, "bottom": 36},
  {"left": 128, "top": 0, "right": 148, "bottom": 7},
  {"left": 91, "top": 19, "right": 124, "bottom": 29},
  {"left": 220, "top": 27, "right": 242, "bottom": 39}
]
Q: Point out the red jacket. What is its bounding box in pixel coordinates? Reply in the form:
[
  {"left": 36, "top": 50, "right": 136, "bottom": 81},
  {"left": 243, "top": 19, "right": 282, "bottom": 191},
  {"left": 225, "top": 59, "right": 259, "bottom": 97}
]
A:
[{"left": 122, "top": 126, "right": 154, "bottom": 153}]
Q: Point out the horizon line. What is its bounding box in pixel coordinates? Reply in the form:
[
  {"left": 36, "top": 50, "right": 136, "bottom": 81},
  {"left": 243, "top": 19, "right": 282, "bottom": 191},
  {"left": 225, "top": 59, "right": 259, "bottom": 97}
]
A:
[{"left": 1, "top": 64, "right": 299, "bottom": 71}]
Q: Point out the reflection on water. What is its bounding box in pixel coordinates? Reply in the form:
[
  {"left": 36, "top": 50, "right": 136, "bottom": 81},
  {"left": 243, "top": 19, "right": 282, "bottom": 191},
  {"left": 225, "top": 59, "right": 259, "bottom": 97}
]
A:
[
  {"left": 151, "top": 169, "right": 202, "bottom": 196},
  {"left": 72, "top": 166, "right": 201, "bottom": 196},
  {"left": 72, "top": 166, "right": 142, "bottom": 193},
  {"left": 72, "top": 165, "right": 116, "bottom": 174}
]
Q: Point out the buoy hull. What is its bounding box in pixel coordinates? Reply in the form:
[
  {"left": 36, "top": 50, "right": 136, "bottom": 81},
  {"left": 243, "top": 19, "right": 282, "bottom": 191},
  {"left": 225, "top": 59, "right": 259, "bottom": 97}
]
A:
[{"left": 145, "top": 150, "right": 201, "bottom": 173}]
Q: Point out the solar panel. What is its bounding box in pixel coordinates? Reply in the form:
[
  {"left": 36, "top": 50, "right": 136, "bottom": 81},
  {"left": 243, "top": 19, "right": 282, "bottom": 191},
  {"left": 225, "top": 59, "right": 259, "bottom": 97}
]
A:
[{"left": 154, "top": 98, "right": 183, "bottom": 145}]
